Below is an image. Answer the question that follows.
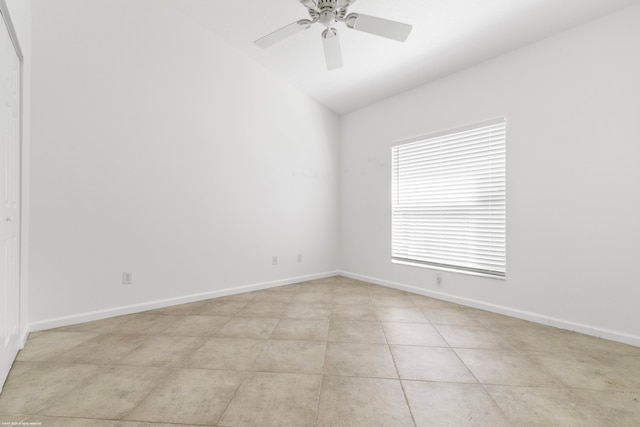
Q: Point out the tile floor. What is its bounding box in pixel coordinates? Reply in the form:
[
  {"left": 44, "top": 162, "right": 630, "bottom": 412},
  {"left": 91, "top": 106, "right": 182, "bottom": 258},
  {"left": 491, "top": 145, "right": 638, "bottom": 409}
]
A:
[{"left": 1, "top": 276, "right": 639, "bottom": 426}]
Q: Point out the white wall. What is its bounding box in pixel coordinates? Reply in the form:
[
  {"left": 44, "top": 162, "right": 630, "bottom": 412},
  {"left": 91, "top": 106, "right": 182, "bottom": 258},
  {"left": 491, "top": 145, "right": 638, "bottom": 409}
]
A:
[
  {"left": 340, "top": 4, "right": 640, "bottom": 344},
  {"left": 29, "top": 0, "right": 339, "bottom": 328}
]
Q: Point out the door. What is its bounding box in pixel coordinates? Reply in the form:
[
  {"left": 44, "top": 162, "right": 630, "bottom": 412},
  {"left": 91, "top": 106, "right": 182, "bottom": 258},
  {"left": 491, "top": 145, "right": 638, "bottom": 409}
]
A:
[{"left": 0, "top": 7, "right": 21, "bottom": 390}]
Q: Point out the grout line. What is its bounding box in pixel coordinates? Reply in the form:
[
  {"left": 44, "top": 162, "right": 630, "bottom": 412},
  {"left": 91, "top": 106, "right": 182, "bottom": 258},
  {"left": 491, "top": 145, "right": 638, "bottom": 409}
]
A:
[
  {"left": 215, "top": 369, "right": 249, "bottom": 426},
  {"left": 375, "top": 287, "right": 418, "bottom": 427},
  {"left": 441, "top": 333, "right": 512, "bottom": 423},
  {"left": 118, "top": 366, "right": 176, "bottom": 422},
  {"left": 477, "top": 382, "right": 511, "bottom": 423},
  {"left": 314, "top": 374, "right": 326, "bottom": 426}
]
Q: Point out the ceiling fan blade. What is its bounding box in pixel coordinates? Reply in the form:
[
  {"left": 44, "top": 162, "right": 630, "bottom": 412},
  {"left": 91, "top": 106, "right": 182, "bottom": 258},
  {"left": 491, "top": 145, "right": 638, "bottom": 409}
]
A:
[
  {"left": 345, "top": 13, "right": 412, "bottom": 42},
  {"left": 254, "top": 20, "right": 312, "bottom": 48},
  {"left": 337, "top": 0, "right": 356, "bottom": 8},
  {"left": 298, "top": 0, "right": 318, "bottom": 9},
  {"left": 322, "top": 28, "right": 343, "bottom": 71}
]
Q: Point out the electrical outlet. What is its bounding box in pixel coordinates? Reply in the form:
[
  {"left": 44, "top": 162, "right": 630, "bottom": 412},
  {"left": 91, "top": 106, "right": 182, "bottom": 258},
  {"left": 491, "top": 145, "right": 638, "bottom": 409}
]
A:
[
  {"left": 297, "top": 253, "right": 303, "bottom": 263},
  {"left": 272, "top": 256, "right": 278, "bottom": 266},
  {"left": 122, "top": 272, "right": 133, "bottom": 285}
]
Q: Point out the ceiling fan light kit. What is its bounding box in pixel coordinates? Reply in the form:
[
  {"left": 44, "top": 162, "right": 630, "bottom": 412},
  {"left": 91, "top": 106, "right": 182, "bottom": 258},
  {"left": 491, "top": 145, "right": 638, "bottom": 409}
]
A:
[{"left": 255, "top": 0, "right": 413, "bottom": 70}]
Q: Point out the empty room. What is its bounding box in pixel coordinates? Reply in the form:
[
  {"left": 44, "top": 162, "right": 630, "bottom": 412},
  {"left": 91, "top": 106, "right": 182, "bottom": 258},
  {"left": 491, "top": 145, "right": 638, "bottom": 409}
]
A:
[{"left": 1, "top": 0, "right": 640, "bottom": 425}]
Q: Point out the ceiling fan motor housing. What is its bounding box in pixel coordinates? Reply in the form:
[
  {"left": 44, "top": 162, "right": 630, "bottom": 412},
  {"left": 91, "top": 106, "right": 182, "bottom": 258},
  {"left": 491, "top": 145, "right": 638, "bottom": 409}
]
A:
[
  {"left": 318, "top": 0, "right": 337, "bottom": 10},
  {"left": 318, "top": 0, "right": 338, "bottom": 27}
]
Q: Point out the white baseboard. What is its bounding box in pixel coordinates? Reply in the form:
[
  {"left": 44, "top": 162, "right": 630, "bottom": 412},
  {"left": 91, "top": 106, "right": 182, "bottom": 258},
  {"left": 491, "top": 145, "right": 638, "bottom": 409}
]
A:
[
  {"left": 27, "top": 268, "right": 639, "bottom": 348},
  {"left": 340, "top": 271, "right": 640, "bottom": 348},
  {"left": 20, "top": 328, "right": 29, "bottom": 348},
  {"left": 29, "top": 271, "right": 339, "bottom": 333}
]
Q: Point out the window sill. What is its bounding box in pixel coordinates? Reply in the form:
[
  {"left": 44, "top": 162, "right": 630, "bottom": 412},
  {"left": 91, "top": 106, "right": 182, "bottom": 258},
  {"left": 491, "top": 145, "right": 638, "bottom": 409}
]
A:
[{"left": 391, "top": 258, "right": 506, "bottom": 281}]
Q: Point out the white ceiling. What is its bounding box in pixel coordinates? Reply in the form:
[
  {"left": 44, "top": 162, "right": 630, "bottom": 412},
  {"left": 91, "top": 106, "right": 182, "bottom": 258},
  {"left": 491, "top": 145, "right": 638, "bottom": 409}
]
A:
[{"left": 166, "top": 0, "right": 639, "bottom": 115}]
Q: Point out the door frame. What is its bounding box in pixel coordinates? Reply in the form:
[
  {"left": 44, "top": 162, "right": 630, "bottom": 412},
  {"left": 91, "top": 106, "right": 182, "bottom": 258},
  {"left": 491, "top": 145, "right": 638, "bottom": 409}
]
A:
[{"left": 0, "top": 0, "right": 24, "bottom": 390}]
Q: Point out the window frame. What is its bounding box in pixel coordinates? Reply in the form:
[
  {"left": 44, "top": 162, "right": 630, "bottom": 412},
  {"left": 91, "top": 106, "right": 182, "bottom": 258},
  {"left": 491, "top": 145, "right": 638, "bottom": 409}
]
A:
[{"left": 390, "top": 118, "right": 507, "bottom": 279}]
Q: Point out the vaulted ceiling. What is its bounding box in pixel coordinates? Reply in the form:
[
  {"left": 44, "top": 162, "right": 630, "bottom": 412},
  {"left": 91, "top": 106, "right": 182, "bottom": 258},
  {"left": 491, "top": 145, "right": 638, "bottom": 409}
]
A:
[{"left": 166, "top": 0, "right": 639, "bottom": 115}]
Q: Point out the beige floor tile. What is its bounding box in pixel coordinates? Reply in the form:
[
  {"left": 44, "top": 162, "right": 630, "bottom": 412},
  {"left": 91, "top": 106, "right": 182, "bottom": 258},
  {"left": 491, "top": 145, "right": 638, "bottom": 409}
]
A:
[
  {"left": 498, "top": 322, "right": 638, "bottom": 359},
  {"left": 270, "top": 318, "right": 330, "bottom": 341},
  {"left": 196, "top": 299, "right": 248, "bottom": 316},
  {"left": 500, "top": 322, "right": 640, "bottom": 358},
  {"left": 541, "top": 329, "right": 640, "bottom": 357},
  {"left": 160, "top": 315, "right": 230, "bottom": 336},
  {"left": 119, "top": 335, "right": 205, "bottom": 367},
  {"left": 0, "top": 417, "right": 204, "bottom": 427},
  {"left": 333, "top": 284, "right": 371, "bottom": 295},
  {"left": 435, "top": 324, "right": 513, "bottom": 349},
  {"left": 4, "top": 276, "right": 639, "bottom": 426},
  {"left": 284, "top": 282, "right": 313, "bottom": 292},
  {"left": 369, "top": 286, "right": 409, "bottom": 297},
  {"left": 218, "top": 372, "right": 321, "bottom": 427},
  {"left": 317, "top": 376, "right": 413, "bottom": 427},
  {"left": 334, "top": 276, "right": 368, "bottom": 286},
  {"left": 251, "top": 340, "right": 326, "bottom": 374},
  {"left": 185, "top": 337, "right": 267, "bottom": 370},
  {"left": 411, "top": 295, "right": 461, "bottom": 310},
  {"left": 570, "top": 389, "right": 640, "bottom": 426},
  {"left": 252, "top": 290, "right": 296, "bottom": 303},
  {"left": 116, "top": 314, "right": 181, "bottom": 335},
  {"left": 331, "top": 304, "right": 378, "bottom": 320},
  {"left": 0, "top": 416, "right": 120, "bottom": 427},
  {"left": 382, "top": 322, "right": 448, "bottom": 347},
  {"left": 56, "top": 334, "right": 147, "bottom": 365},
  {"left": 486, "top": 385, "right": 604, "bottom": 426},
  {"left": 215, "top": 317, "right": 279, "bottom": 339},
  {"left": 499, "top": 323, "right": 581, "bottom": 353},
  {"left": 16, "top": 331, "right": 99, "bottom": 362},
  {"left": 403, "top": 380, "right": 510, "bottom": 427},
  {"left": 331, "top": 292, "right": 372, "bottom": 305},
  {"left": 565, "top": 333, "right": 640, "bottom": 357},
  {"left": 528, "top": 352, "right": 640, "bottom": 391},
  {"left": 22, "top": 330, "right": 45, "bottom": 339},
  {"left": 455, "top": 348, "right": 557, "bottom": 386},
  {"left": 328, "top": 319, "right": 386, "bottom": 343},
  {"left": 39, "top": 365, "right": 167, "bottom": 419},
  {"left": 472, "top": 310, "right": 536, "bottom": 329},
  {"left": 145, "top": 300, "right": 209, "bottom": 316},
  {"left": 323, "top": 342, "right": 397, "bottom": 378},
  {"left": 422, "top": 307, "right": 481, "bottom": 325},
  {"left": 125, "top": 368, "right": 244, "bottom": 425},
  {"left": 314, "top": 284, "right": 341, "bottom": 294},
  {"left": 293, "top": 292, "right": 334, "bottom": 304},
  {"left": 370, "top": 294, "right": 416, "bottom": 307},
  {"left": 310, "top": 276, "right": 340, "bottom": 286},
  {"left": 284, "top": 303, "right": 332, "bottom": 319},
  {"left": 274, "top": 283, "right": 305, "bottom": 292},
  {"left": 0, "top": 362, "right": 100, "bottom": 415},
  {"left": 118, "top": 422, "right": 203, "bottom": 427},
  {"left": 391, "top": 346, "right": 476, "bottom": 383},
  {"left": 51, "top": 314, "right": 137, "bottom": 334},
  {"left": 376, "top": 306, "right": 429, "bottom": 323},
  {"left": 235, "top": 301, "right": 287, "bottom": 317}
]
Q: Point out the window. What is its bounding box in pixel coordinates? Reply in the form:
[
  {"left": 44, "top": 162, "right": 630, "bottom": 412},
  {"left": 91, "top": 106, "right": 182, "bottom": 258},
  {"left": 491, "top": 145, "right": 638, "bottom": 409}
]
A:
[{"left": 391, "top": 118, "right": 506, "bottom": 278}]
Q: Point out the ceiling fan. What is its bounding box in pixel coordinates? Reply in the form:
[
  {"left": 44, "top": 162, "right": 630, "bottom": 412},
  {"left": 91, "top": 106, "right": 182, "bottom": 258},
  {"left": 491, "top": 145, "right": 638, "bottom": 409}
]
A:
[{"left": 254, "top": 0, "right": 413, "bottom": 70}]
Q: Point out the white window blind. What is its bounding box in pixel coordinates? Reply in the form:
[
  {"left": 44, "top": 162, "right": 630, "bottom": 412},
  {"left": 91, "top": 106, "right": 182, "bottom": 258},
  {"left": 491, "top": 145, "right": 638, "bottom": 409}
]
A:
[{"left": 391, "top": 118, "right": 506, "bottom": 278}]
